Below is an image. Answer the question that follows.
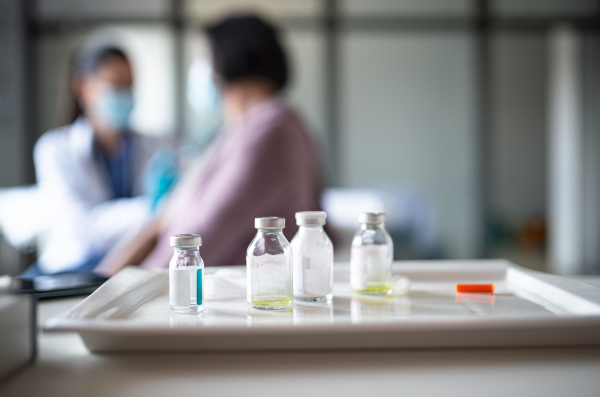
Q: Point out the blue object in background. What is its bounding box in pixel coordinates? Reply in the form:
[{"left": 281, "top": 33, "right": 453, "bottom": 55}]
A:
[{"left": 144, "top": 148, "right": 179, "bottom": 213}]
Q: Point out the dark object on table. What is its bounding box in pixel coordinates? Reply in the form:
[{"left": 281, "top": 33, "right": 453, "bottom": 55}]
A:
[{"left": 19, "top": 273, "right": 108, "bottom": 299}]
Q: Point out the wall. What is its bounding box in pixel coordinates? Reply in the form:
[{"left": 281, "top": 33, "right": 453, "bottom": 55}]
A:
[
  {"left": 339, "top": 32, "right": 479, "bottom": 259},
  {"left": 0, "top": 0, "right": 26, "bottom": 187},
  {"left": 489, "top": 32, "right": 548, "bottom": 227},
  {"left": 582, "top": 32, "right": 600, "bottom": 272}
]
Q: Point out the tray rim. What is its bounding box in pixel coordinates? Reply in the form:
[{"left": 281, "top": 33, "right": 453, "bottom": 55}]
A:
[
  {"left": 44, "top": 259, "right": 600, "bottom": 334},
  {"left": 43, "top": 260, "right": 600, "bottom": 351}
]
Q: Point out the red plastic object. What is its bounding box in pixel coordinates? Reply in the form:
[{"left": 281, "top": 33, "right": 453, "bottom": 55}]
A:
[{"left": 456, "top": 283, "right": 494, "bottom": 294}]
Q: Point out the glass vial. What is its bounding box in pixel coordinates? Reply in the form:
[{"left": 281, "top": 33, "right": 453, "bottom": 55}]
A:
[
  {"left": 291, "top": 211, "right": 334, "bottom": 302},
  {"left": 169, "top": 234, "right": 204, "bottom": 314},
  {"left": 247, "top": 217, "right": 293, "bottom": 310},
  {"left": 350, "top": 212, "right": 394, "bottom": 295}
]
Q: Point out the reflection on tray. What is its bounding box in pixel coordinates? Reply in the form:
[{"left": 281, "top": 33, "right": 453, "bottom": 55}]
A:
[
  {"left": 247, "top": 307, "right": 293, "bottom": 326},
  {"left": 294, "top": 301, "right": 334, "bottom": 325},
  {"left": 455, "top": 293, "right": 496, "bottom": 306},
  {"left": 350, "top": 293, "right": 412, "bottom": 323},
  {"left": 170, "top": 312, "right": 205, "bottom": 328}
]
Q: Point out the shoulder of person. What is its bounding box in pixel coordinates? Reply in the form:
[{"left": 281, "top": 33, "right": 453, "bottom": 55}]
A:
[
  {"left": 246, "top": 100, "right": 308, "bottom": 145},
  {"left": 35, "top": 124, "right": 72, "bottom": 146},
  {"left": 34, "top": 121, "right": 90, "bottom": 159}
]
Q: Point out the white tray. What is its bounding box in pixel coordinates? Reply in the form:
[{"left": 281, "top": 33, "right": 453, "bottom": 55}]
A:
[{"left": 44, "top": 260, "right": 600, "bottom": 353}]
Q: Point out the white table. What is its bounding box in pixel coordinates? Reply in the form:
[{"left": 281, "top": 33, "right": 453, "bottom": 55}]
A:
[{"left": 2, "top": 277, "right": 600, "bottom": 397}]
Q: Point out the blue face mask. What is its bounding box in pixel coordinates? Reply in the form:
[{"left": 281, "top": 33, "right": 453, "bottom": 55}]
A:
[{"left": 96, "top": 86, "right": 134, "bottom": 131}]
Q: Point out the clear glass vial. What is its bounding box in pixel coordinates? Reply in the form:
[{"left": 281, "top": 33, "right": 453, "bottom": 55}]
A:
[
  {"left": 291, "top": 211, "right": 334, "bottom": 301},
  {"left": 350, "top": 212, "right": 394, "bottom": 295},
  {"left": 169, "top": 234, "right": 204, "bottom": 314},
  {"left": 247, "top": 217, "right": 293, "bottom": 310}
]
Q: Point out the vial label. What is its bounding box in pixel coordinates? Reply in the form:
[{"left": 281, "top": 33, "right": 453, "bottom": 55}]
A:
[
  {"left": 305, "top": 263, "right": 331, "bottom": 296},
  {"left": 248, "top": 255, "right": 292, "bottom": 300},
  {"left": 196, "top": 268, "right": 203, "bottom": 305},
  {"left": 351, "top": 245, "right": 389, "bottom": 290},
  {"left": 170, "top": 268, "right": 191, "bottom": 307},
  {"left": 293, "top": 254, "right": 307, "bottom": 293},
  {"left": 350, "top": 247, "right": 368, "bottom": 290},
  {"left": 294, "top": 253, "right": 331, "bottom": 297}
]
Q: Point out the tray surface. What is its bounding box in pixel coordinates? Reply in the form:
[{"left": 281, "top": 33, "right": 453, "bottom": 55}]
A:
[{"left": 44, "top": 260, "right": 600, "bottom": 352}]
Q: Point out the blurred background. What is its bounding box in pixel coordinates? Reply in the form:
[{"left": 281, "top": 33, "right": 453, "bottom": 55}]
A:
[{"left": 0, "top": 0, "right": 599, "bottom": 275}]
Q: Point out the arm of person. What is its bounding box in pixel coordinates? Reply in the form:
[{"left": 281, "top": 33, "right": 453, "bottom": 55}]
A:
[
  {"left": 34, "top": 131, "right": 153, "bottom": 266},
  {"left": 94, "top": 218, "right": 161, "bottom": 276},
  {"left": 77, "top": 196, "right": 151, "bottom": 254}
]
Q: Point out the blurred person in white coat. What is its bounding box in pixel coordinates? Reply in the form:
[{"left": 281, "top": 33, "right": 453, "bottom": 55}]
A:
[{"left": 24, "top": 47, "right": 165, "bottom": 277}]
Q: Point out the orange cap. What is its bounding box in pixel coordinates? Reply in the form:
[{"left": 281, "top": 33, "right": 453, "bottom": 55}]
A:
[{"left": 456, "top": 283, "right": 494, "bottom": 294}]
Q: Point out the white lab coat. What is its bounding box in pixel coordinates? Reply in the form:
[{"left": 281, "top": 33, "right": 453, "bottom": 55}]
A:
[{"left": 34, "top": 117, "right": 163, "bottom": 273}]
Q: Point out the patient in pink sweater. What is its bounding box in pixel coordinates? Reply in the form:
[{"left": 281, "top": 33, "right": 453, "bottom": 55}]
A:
[{"left": 95, "top": 15, "right": 323, "bottom": 274}]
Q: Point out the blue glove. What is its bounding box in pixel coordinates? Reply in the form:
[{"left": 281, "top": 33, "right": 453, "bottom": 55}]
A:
[{"left": 144, "top": 148, "right": 179, "bottom": 213}]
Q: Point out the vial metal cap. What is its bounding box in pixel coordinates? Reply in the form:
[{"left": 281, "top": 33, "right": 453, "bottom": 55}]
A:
[
  {"left": 358, "top": 212, "right": 386, "bottom": 224},
  {"left": 296, "top": 211, "right": 327, "bottom": 226},
  {"left": 255, "top": 217, "right": 285, "bottom": 229},
  {"left": 170, "top": 234, "right": 202, "bottom": 248}
]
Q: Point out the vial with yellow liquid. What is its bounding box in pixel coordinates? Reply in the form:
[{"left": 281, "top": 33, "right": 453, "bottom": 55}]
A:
[
  {"left": 247, "top": 217, "right": 293, "bottom": 310},
  {"left": 350, "top": 212, "right": 394, "bottom": 295}
]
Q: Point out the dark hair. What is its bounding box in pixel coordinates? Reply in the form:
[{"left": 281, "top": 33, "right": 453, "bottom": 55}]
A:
[
  {"left": 75, "top": 46, "right": 129, "bottom": 75},
  {"left": 61, "top": 46, "right": 130, "bottom": 125},
  {"left": 205, "top": 15, "right": 289, "bottom": 91}
]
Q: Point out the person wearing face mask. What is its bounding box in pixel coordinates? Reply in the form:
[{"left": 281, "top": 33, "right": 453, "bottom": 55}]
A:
[
  {"left": 28, "top": 46, "right": 164, "bottom": 276},
  {"left": 95, "top": 15, "right": 325, "bottom": 275}
]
